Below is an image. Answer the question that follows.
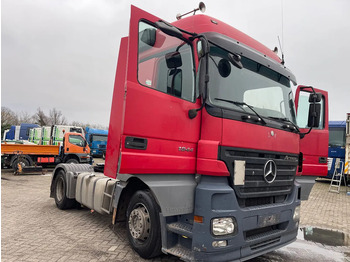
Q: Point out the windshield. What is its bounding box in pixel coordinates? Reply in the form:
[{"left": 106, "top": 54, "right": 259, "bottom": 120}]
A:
[
  {"left": 207, "top": 44, "right": 297, "bottom": 124},
  {"left": 92, "top": 134, "right": 108, "bottom": 142},
  {"left": 329, "top": 127, "right": 346, "bottom": 147}
]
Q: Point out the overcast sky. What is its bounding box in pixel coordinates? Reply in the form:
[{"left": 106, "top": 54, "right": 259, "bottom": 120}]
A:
[{"left": 2, "top": 0, "right": 349, "bottom": 127}]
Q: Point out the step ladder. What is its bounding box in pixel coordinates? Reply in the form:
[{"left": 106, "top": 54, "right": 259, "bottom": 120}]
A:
[
  {"left": 329, "top": 158, "right": 346, "bottom": 193},
  {"left": 101, "top": 179, "right": 115, "bottom": 214}
]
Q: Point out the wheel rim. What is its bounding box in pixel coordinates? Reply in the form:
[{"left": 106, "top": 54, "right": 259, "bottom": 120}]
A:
[
  {"left": 128, "top": 203, "right": 151, "bottom": 241},
  {"left": 56, "top": 177, "right": 64, "bottom": 202},
  {"left": 14, "top": 160, "right": 28, "bottom": 170}
]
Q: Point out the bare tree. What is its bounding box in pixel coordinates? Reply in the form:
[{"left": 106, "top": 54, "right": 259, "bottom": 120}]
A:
[
  {"left": 48, "top": 108, "right": 67, "bottom": 125},
  {"left": 34, "top": 108, "right": 48, "bottom": 126},
  {"left": 1, "top": 107, "right": 19, "bottom": 126},
  {"left": 18, "top": 111, "right": 35, "bottom": 124},
  {"left": 71, "top": 121, "right": 88, "bottom": 130},
  {"left": 1, "top": 107, "right": 19, "bottom": 138},
  {"left": 70, "top": 121, "right": 108, "bottom": 130}
]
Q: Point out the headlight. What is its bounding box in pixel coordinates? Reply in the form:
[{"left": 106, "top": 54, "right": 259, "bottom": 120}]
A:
[
  {"left": 293, "top": 206, "right": 300, "bottom": 222},
  {"left": 211, "top": 217, "right": 237, "bottom": 236}
]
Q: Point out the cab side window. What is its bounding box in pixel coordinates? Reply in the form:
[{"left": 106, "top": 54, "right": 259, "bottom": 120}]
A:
[
  {"left": 68, "top": 135, "right": 85, "bottom": 147},
  {"left": 137, "top": 21, "right": 195, "bottom": 102},
  {"left": 296, "top": 91, "right": 325, "bottom": 129}
]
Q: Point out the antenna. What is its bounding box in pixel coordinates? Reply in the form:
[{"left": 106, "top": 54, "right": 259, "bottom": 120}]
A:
[
  {"left": 279, "top": 0, "right": 285, "bottom": 65},
  {"left": 278, "top": 36, "right": 285, "bottom": 65},
  {"left": 176, "top": 2, "right": 206, "bottom": 20}
]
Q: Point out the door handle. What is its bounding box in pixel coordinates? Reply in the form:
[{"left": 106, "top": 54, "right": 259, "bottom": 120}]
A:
[
  {"left": 125, "top": 137, "right": 148, "bottom": 150},
  {"left": 319, "top": 157, "right": 327, "bottom": 164}
]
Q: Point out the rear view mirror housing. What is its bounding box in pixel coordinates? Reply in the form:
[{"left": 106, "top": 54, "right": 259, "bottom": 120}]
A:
[
  {"left": 165, "top": 51, "right": 182, "bottom": 69},
  {"left": 140, "top": 28, "right": 156, "bottom": 46},
  {"left": 309, "top": 92, "right": 322, "bottom": 103},
  {"left": 307, "top": 103, "right": 321, "bottom": 128}
]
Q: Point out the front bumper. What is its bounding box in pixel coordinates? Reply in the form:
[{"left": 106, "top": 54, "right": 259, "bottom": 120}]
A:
[{"left": 190, "top": 176, "right": 300, "bottom": 262}]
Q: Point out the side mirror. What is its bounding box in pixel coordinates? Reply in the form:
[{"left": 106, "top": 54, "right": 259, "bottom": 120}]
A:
[
  {"left": 140, "top": 28, "right": 156, "bottom": 47},
  {"left": 309, "top": 92, "right": 322, "bottom": 103},
  {"left": 307, "top": 103, "right": 321, "bottom": 128},
  {"left": 165, "top": 51, "right": 182, "bottom": 69}
]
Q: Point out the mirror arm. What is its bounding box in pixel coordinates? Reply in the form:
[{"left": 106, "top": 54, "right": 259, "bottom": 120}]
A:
[
  {"left": 188, "top": 35, "right": 210, "bottom": 119},
  {"left": 299, "top": 86, "right": 317, "bottom": 138}
]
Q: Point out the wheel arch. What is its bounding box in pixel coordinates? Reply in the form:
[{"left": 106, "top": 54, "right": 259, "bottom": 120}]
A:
[
  {"left": 113, "top": 174, "right": 197, "bottom": 223},
  {"left": 113, "top": 177, "right": 150, "bottom": 223},
  {"left": 63, "top": 154, "right": 80, "bottom": 163}
]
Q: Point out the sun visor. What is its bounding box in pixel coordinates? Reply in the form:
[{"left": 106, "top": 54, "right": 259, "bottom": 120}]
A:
[{"left": 203, "top": 32, "right": 297, "bottom": 85}]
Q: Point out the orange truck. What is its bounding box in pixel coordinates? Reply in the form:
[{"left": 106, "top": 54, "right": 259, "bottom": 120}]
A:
[{"left": 1, "top": 132, "right": 91, "bottom": 170}]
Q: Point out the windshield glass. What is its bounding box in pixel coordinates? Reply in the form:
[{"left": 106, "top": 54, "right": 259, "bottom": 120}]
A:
[
  {"left": 329, "top": 127, "right": 346, "bottom": 147},
  {"left": 92, "top": 134, "right": 108, "bottom": 142},
  {"left": 207, "top": 44, "right": 296, "bottom": 123}
]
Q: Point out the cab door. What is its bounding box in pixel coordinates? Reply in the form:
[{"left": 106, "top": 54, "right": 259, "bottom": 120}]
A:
[
  {"left": 295, "top": 85, "right": 329, "bottom": 176},
  {"left": 118, "top": 6, "right": 201, "bottom": 174}
]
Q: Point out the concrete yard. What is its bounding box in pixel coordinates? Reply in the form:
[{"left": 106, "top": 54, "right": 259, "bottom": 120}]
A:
[{"left": 1, "top": 168, "right": 350, "bottom": 262}]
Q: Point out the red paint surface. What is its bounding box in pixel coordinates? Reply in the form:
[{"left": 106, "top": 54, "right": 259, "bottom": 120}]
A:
[
  {"left": 172, "top": 15, "right": 281, "bottom": 63},
  {"left": 222, "top": 118, "right": 299, "bottom": 154},
  {"left": 104, "top": 37, "right": 128, "bottom": 178},
  {"left": 295, "top": 86, "right": 329, "bottom": 176},
  {"left": 104, "top": 6, "right": 328, "bottom": 179}
]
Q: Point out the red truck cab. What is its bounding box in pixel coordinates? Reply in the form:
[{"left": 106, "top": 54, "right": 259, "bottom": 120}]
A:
[
  {"left": 101, "top": 6, "right": 328, "bottom": 260},
  {"left": 51, "top": 5, "right": 328, "bottom": 262}
]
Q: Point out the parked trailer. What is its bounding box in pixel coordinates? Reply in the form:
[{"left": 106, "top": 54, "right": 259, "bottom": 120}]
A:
[
  {"left": 52, "top": 125, "right": 84, "bottom": 145},
  {"left": 2, "top": 132, "right": 91, "bottom": 171},
  {"left": 4, "top": 124, "right": 39, "bottom": 141},
  {"left": 42, "top": 126, "right": 52, "bottom": 145},
  {"left": 33, "top": 127, "right": 42, "bottom": 145},
  {"left": 50, "top": 4, "right": 328, "bottom": 261},
  {"left": 2, "top": 129, "right": 10, "bottom": 140},
  {"left": 4, "top": 125, "right": 20, "bottom": 140}
]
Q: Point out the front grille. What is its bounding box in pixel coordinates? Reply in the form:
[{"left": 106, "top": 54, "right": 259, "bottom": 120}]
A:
[
  {"left": 250, "top": 237, "right": 281, "bottom": 250},
  {"left": 219, "top": 147, "right": 298, "bottom": 207},
  {"left": 245, "top": 222, "right": 288, "bottom": 241}
]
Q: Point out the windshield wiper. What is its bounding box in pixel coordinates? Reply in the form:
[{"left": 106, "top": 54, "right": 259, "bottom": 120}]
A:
[
  {"left": 268, "top": 116, "right": 300, "bottom": 133},
  {"left": 215, "top": 98, "right": 266, "bottom": 125}
]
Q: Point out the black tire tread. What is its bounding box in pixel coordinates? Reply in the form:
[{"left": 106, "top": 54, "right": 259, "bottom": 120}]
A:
[
  {"left": 53, "top": 171, "right": 77, "bottom": 210},
  {"left": 126, "top": 190, "right": 162, "bottom": 259}
]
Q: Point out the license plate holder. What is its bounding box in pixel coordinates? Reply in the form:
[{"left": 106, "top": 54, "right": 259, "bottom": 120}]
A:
[{"left": 258, "top": 213, "right": 280, "bottom": 227}]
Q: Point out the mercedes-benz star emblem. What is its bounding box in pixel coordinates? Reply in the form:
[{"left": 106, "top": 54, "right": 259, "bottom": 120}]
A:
[{"left": 263, "top": 160, "right": 277, "bottom": 184}]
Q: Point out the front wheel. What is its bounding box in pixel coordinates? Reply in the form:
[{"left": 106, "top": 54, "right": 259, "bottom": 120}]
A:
[
  {"left": 126, "top": 190, "right": 162, "bottom": 259},
  {"left": 53, "top": 170, "right": 77, "bottom": 209}
]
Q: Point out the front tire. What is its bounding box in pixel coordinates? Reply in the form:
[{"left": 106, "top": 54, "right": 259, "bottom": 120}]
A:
[
  {"left": 126, "top": 190, "right": 162, "bottom": 259},
  {"left": 53, "top": 170, "right": 77, "bottom": 209}
]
